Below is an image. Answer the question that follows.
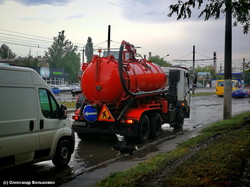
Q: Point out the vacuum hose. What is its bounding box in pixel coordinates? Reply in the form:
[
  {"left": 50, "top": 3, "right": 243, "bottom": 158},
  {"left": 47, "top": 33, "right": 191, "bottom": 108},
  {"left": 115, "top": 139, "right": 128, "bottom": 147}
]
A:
[{"left": 118, "top": 41, "right": 168, "bottom": 98}]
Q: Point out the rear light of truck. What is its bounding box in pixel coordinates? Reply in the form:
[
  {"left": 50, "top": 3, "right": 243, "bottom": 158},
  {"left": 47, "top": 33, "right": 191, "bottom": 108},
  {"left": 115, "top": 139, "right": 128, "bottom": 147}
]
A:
[
  {"left": 121, "top": 119, "right": 136, "bottom": 124},
  {"left": 72, "top": 115, "right": 85, "bottom": 121}
]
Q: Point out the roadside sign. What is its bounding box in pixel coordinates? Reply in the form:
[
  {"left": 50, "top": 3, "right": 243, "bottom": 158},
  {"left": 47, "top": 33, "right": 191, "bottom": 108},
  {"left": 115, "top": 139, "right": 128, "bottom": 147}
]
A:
[
  {"left": 83, "top": 105, "right": 98, "bottom": 123},
  {"left": 97, "top": 104, "right": 115, "bottom": 122}
]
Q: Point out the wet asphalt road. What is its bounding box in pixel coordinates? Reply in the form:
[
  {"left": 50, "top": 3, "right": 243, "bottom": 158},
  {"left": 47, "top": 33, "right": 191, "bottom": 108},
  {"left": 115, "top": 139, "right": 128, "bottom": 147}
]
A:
[{"left": 1, "top": 88, "right": 250, "bottom": 186}]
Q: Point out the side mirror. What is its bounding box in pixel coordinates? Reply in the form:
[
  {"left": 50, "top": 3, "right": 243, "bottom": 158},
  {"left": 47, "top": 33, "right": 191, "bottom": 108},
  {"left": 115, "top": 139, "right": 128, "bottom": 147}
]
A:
[{"left": 60, "top": 104, "right": 67, "bottom": 119}]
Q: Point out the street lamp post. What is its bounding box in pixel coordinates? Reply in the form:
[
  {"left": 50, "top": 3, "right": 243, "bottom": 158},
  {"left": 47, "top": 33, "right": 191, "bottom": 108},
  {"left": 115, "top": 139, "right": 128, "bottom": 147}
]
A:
[{"left": 163, "top": 54, "right": 169, "bottom": 58}]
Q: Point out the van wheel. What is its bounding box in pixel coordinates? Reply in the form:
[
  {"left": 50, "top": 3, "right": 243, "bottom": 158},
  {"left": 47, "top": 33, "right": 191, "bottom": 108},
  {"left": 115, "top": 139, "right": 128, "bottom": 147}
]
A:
[
  {"left": 150, "top": 113, "right": 162, "bottom": 139},
  {"left": 52, "top": 139, "right": 72, "bottom": 167},
  {"left": 137, "top": 114, "right": 150, "bottom": 143}
]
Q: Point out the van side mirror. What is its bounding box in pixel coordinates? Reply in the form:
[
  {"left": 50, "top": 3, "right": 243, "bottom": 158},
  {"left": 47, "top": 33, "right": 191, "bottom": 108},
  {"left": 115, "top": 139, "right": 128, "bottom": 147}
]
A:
[{"left": 60, "top": 104, "right": 67, "bottom": 119}]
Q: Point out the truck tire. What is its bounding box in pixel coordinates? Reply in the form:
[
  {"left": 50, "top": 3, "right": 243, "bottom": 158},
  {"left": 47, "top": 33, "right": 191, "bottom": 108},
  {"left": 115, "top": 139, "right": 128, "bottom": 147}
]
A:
[
  {"left": 174, "top": 112, "right": 184, "bottom": 130},
  {"left": 52, "top": 139, "right": 72, "bottom": 167},
  {"left": 77, "top": 132, "right": 95, "bottom": 141},
  {"left": 137, "top": 114, "right": 150, "bottom": 143},
  {"left": 149, "top": 113, "right": 162, "bottom": 139}
]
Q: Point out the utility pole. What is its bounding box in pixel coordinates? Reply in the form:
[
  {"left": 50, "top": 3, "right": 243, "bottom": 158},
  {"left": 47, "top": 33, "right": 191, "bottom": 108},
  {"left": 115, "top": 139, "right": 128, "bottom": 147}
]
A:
[
  {"left": 192, "top": 45, "right": 195, "bottom": 94},
  {"left": 107, "top": 25, "right": 111, "bottom": 56},
  {"left": 223, "top": 0, "right": 232, "bottom": 120},
  {"left": 243, "top": 57, "right": 245, "bottom": 83},
  {"left": 82, "top": 47, "right": 85, "bottom": 63}
]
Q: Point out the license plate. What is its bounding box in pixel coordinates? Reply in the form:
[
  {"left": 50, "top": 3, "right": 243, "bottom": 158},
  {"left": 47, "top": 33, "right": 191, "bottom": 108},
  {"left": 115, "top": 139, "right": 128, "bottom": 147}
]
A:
[{"left": 73, "top": 121, "right": 86, "bottom": 126}]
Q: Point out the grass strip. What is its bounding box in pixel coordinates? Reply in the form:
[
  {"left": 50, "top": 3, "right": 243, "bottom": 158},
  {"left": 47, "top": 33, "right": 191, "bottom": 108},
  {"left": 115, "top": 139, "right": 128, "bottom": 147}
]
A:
[
  {"left": 60, "top": 101, "right": 76, "bottom": 109},
  {"left": 98, "top": 111, "right": 250, "bottom": 187},
  {"left": 164, "top": 113, "right": 250, "bottom": 186},
  {"left": 99, "top": 148, "right": 189, "bottom": 187},
  {"left": 191, "top": 92, "right": 216, "bottom": 97}
]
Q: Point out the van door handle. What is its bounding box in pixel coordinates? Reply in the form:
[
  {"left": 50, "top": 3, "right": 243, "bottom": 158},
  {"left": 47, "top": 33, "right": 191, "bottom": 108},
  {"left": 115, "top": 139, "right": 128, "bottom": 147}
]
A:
[
  {"left": 40, "top": 119, "right": 44, "bottom": 130},
  {"left": 30, "top": 120, "right": 34, "bottom": 131}
]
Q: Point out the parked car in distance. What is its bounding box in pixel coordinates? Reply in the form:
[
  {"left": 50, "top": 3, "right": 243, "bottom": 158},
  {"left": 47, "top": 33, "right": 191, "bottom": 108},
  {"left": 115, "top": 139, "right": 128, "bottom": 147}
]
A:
[
  {"left": 71, "top": 86, "right": 81, "bottom": 97},
  {"left": 76, "top": 94, "right": 85, "bottom": 109},
  {"left": 232, "top": 89, "right": 249, "bottom": 98},
  {"left": 196, "top": 83, "right": 204, "bottom": 88},
  {"left": 51, "top": 86, "right": 61, "bottom": 95}
]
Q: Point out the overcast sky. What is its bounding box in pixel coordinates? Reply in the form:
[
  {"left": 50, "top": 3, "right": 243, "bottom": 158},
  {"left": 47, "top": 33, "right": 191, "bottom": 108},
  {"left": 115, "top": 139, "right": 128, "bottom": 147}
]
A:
[{"left": 0, "top": 0, "right": 249, "bottom": 68}]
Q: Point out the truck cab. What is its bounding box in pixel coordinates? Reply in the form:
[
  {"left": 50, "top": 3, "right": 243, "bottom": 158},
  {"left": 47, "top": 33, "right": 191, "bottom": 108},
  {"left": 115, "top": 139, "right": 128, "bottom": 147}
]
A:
[
  {"left": 161, "top": 66, "right": 192, "bottom": 127},
  {"left": 162, "top": 66, "right": 192, "bottom": 105}
]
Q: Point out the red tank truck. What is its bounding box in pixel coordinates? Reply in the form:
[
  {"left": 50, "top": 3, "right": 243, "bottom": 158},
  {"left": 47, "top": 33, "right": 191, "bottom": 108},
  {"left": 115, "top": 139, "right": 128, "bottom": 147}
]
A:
[{"left": 72, "top": 41, "right": 192, "bottom": 143}]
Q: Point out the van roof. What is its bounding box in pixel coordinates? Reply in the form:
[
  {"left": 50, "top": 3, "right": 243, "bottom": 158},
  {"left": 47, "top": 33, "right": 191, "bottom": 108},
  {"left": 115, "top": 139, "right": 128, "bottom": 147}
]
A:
[
  {"left": 0, "top": 64, "right": 33, "bottom": 71},
  {"left": 0, "top": 65, "right": 48, "bottom": 87}
]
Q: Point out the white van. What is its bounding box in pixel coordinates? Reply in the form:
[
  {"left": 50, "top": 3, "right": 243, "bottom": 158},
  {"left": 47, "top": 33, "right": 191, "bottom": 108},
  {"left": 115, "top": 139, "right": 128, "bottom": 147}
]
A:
[{"left": 0, "top": 65, "right": 75, "bottom": 169}]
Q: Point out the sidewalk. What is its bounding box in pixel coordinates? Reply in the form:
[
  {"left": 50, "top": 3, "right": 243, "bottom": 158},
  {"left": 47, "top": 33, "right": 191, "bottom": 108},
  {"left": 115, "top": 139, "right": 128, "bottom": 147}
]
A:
[
  {"left": 60, "top": 126, "right": 209, "bottom": 187},
  {"left": 194, "top": 87, "right": 215, "bottom": 93}
]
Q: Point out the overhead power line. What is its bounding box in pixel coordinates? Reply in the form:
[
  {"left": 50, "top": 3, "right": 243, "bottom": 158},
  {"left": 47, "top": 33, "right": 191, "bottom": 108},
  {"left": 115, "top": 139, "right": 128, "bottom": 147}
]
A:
[
  {"left": 196, "top": 51, "right": 214, "bottom": 59},
  {"left": 0, "top": 36, "right": 50, "bottom": 48},
  {"left": 0, "top": 29, "right": 52, "bottom": 40},
  {"left": 0, "top": 28, "right": 85, "bottom": 47},
  {"left": 0, "top": 40, "right": 48, "bottom": 49},
  {"left": 94, "top": 40, "right": 108, "bottom": 47},
  {"left": 0, "top": 40, "right": 47, "bottom": 49},
  {"left": 0, "top": 32, "right": 53, "bottom": 43},
  {"left": 173, "top": 58, "right": 214, "bottom": 62},
  {"left": 174, "top": 52, "right": 193, "bottom": 61},
  {"left": 173, "top": 50, "right": 214, "bottom": 63}
]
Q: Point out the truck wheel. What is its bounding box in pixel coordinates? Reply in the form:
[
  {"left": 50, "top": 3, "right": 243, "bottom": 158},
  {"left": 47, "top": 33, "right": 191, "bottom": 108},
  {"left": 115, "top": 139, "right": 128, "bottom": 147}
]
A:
[
  {"left": 77, "top": 132, "right": 93, "bottom": 141},
  {"left": 174, "top": 112, "right": 184, "bottom": 130},
  {"left": 138, "top": 114, "right": 150, "bottom": 143},
  {"left": 124, "top": 136, "right": 135, "bottom": 143},
  {"left": 149, "top": 113, "right": 162, "bottom": 139},
  {"left": 52, "top": 139, "right": 72, "bottom": 167}
]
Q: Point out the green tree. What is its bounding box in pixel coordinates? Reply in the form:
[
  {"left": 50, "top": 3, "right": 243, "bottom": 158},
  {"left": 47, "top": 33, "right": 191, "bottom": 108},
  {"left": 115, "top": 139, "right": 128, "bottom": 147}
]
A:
[
  {"left": 0, "top": 44, "right": 16, "bottom": 59},
  {"left": 85, "top": 37, "right": 93, "bottom": 62},
  {"left": 243, "top": 60, "right": 250, "bottom": 71},
  {"left": 168, "top": 0, "right": 250, "bottom": 34},
  {"left": 19, "top": 56, "right": 39, "bottom": 67},
  {"left": 149, "top": 55, "right": 172, "bottom": 67},
  {"left": 63, "top": 51, "right": 81, "bottom": 83},
  {"left": 243, "top": 60, "right": 250, "bottom": 85},
  {"left": 195, "top": 65, "right": 217, "bottom": 79},
  {"left": 45, "top": 30, "right": 80, "bottom": 83}
]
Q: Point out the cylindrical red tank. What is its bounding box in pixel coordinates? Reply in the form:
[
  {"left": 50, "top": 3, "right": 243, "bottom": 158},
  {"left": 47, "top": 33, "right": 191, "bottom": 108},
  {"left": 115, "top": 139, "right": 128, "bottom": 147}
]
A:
[{"left": 81, "top": 55, "right": 167, "bottom": 104}]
